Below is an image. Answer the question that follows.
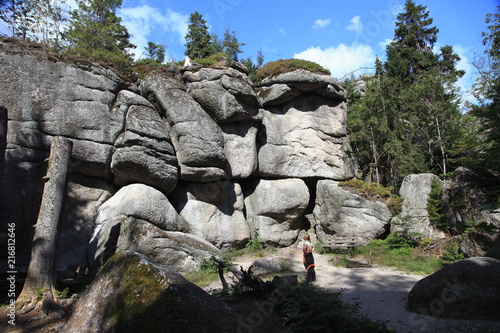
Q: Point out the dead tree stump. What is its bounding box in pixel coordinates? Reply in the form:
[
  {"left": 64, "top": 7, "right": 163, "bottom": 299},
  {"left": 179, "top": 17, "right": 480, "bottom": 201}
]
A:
[{"left": 17, "top": 136, "right": 73, "bottom": 315}]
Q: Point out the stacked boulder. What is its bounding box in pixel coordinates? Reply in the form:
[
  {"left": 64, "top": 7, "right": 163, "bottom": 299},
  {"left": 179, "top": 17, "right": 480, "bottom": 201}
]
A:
[{"left": 0, "top": 40, "right": 395, "bottom": 273}]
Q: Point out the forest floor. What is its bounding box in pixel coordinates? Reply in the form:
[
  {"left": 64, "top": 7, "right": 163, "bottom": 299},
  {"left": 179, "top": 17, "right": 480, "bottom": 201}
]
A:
[
  {"left": 205, "top": 245, "right": 500, "bottom": 333},
  {"left": 1, "top": 246, "right": 500, "bottom": 332}
]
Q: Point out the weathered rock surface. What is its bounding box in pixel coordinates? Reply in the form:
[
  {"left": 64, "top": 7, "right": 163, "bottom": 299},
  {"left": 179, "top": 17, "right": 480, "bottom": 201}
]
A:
[
  {"left": 0, "top": 43, "right": 125, "bottom": 178},
  {"left": 64, "top": 251, "right": 246, "bottom": 333},
  {"left": 0, "top": 43, "right": 129, "bottom": 255},
  {"left": 391, "top": 173, "right": 446, "bottom": 239},
  {"left": 184, "top": 68, "right": 260, "bottom": 122},
  {"left": 244, "top": 178, "right": 309, "bottom": 246},
  {"left": 58, "top": 174, "right": 115, "bottom": 268},
  {"left": 220, "top": 121, "right": 259, "bottom": 178},
  {"left": 89, "top": 184, "right": 219, "bottom": 271},
  {"left": 408, "top": 257, "right": 500, "bottom": 320},
  {"left": 110, "top": 90, "right": 178, "bottom": 193},
  {"left": 258, "top": 69, "right": 347, "bottom": 102},
  {"left": 250, "top": 257, "right": 286, "bottom": 276},
  {"left": 313, "top": 180, "right": 392, "bottom": 244},
  {"left": 257, "top": 95, "right": 357, "bottom": 179},
  {"left": 442, "top": 167, "right": 500, "bottom": 257},
  {"left": 93, "top": 217, "right": 220, "bottom": 272},
  {"left": 140, "top": 73, "right": 227, "bottom": 181},
  {"left": 169, "top": 180, "right": 250, "bottom": 249}
]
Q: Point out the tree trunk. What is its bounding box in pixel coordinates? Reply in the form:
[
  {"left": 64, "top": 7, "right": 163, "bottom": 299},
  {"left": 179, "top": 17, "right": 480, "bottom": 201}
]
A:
[
  {"left": 0, "top": 106, "right": 7, "bottom": 191},
  {"left": 16, "top": 136, "right": 73, "bottom": 315},
  {"left": 435, "top": 117, "right": 447, "bottom": 175},
  {"left": 370, "top": 126, "right": 380, "bottom": 186}
]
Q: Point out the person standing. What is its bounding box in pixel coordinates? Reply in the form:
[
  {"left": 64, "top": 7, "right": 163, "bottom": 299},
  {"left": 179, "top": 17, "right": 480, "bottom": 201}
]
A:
[{"left": 302, "top": 234, "right": 316, "bottom": 282}]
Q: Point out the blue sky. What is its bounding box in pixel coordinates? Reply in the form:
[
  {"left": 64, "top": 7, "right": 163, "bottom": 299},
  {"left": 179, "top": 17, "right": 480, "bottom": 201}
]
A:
[
  {"left": 116, "top": 0, "right": 498, "bottom": 100},
  {"left": 1, "top": 0, "right": 496, "bottom": 99}
]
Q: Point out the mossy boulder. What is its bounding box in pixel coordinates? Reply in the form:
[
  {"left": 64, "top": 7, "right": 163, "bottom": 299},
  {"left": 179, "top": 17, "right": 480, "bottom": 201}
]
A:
[
  {"left": 408, "top": 257, "right": 500, "bottom": 320},
  {"left": 64, "top": 251, "right": 247, "bottom": 332}
]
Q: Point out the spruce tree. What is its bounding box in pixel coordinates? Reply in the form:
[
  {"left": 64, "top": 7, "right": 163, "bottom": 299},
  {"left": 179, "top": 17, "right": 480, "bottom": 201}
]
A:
[
  {"left": 347, "top": 0, "right": 465, "bottom": 186},
  {"left": 471, "top": 7, "right": 500, "bottom": 174},
  {"left": 222, "top": 29, "right": 245, "bottom": 61},
  {"left": 64, "top": 0, "right": 134, "bottom": 72},
  {"left": 184, "top": 11, "right": 212, "bottom": 59}
]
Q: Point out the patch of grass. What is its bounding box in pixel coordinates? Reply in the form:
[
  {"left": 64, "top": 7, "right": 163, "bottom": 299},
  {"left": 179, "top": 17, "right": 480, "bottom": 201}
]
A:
[
  {"left": 272, "top": 283, "right": 393, "bottom": 332},
  {"left": 255, "top": 58, "right": 331, "bottom": 84},
  {"left": 347, "top": 238, "right": 444, "bottom": 275},
  {"left": 193, "top": 53, "right": 228, "bottom": 68},
  {"left": 339, "top": 180, "right": 403, "bottom": 215}
]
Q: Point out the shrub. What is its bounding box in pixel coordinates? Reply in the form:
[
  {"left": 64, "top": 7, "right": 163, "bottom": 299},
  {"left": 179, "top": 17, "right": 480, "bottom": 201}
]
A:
[
  {"left": 255, "top": 58, "right": 330, "bottom": 83},
  {"left": 194, "top": 53, "right": 227, "bottom": 67},
  {"left": 427, "top": 179, "right": 448, "bottom": 231},
  {"left": 245, "top": 229, "right": 263, "bottom": 252},
  {"left": 441, "top": 239, "right": 465, "bottom": 263}
]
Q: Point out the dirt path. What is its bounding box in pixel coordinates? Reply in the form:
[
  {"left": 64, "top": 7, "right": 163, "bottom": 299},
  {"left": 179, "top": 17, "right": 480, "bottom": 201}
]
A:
[{"left": 213, "top": 246, "right": 500, "bottom": 333}]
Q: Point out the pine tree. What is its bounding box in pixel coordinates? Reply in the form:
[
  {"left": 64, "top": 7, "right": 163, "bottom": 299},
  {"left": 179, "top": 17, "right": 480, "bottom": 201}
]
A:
[
  {"left": 64, "top": 0, "right": 134, "bottom": 72},
  {"left": 471, "top": 7, "right": 500, "bottom": 174},
  {"left": 347, "top": 0, "right": 465, "bottom": 186},
  {"left": 184, "top": 11, "right": 212, "bottom": 59},
  {"left": 144, "top": 42, "right": 166, "bottom": 63},
  {"left": 0, "top": 0, "right": 37, "bottom": 40},
  {"left": 222, "top": 29, "right": 245, "bottom": 61},
  {"left": 385, "top": 0, "right": 439, "bottom": 82},
  {"left": 0, "top": 0, "right": 66, "bottom": 48}
]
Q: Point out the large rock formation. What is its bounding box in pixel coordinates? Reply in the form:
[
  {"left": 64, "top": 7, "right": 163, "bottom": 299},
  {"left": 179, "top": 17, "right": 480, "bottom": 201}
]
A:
[
  {"left": 244, "top": 178, "right": 309, "bottom": 246},
  {"left": 0, "top": 40, "right": 419, "bottom": 275},
  {"left": 140, "top": 73, "right": 228, "bottom": 182},
  {"left": 256, "top": 70, "right": 357, "bottom": 180},
  {"left": 64, "top": 251, "right": 246, "bottom": 333},
  {"left": 110, "top": 90, "right": 178, "bottom": 193},
  {"left": 442, "top": 167, "right": 500, "bottom": 257},
  {"left": 89, "top": 184, "right": 220, "bottom": 272},
  {"left": 169, "top": 180, "right": 250, "bottom": 249},
  {"left": 391, "top": 173, "right": 446, "bottom": 239},
  {"left": 408, "top": 257, "right": 500, "bottom": 320},
  {"left": 313, "top": 180, "right": 392, "bottom": 245}
]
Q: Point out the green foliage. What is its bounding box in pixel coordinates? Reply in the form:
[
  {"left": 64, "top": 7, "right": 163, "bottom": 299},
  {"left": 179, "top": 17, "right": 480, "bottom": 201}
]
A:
[
  {"left": 470, "top": 7, "right": 500, "bottom": 175},
  {"left": 242, "top": 48, "right": 264, "bottom": 82},
  {"left": 441, "top": 239, "right": 465, "bottom": 263},
  {"left": 194, "top": 52, "right": 227, "bottom": 67},
  {"left": 245, "top": 229, "right": 263, "bottom": 253},
  {"left": 350, "top": 237, "right": 443, "bottom": 275},
  {"left": 63, "top": 0, "right": 134, "bottom": 74},
  {"left": 273, "top": 284, "right": 392, "bottom": 332},
  {"left": 184, "top": 11, "right": 212, "bottom": 59},
  {"left": 427, "top": 179, "right": 448, "bottom": 231},
  {"left": 389, "top": 216, "right": 422, "bottom": 247},
  {"left": 386, "top": 196, "right": 403, "bottom": 216},
  {"left": 338, "top": 179, "right": 395, "bottom": 198},
  {"left": 0, "top": 0, "right": 66, "bottom": 47},
  {"left": 55, "top": 287, "right": 70, "bottom": 299},
  {"left": 144, "top": 41, "right": 165, "bottom": 63},
  {"left": 222, "top": 28, "right": 245, "bottom": 61},
  {"left": 255, "top": 58, "right": 331, "bottom": 83},
  {"left": 347, "top": 1, "right": 465, "bottom": 187}
]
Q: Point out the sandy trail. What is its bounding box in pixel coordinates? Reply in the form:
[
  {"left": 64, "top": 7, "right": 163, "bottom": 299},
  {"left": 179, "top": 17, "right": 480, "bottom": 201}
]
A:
[{"left": 210, "top": 246, "right": 500, "bottom": 333}]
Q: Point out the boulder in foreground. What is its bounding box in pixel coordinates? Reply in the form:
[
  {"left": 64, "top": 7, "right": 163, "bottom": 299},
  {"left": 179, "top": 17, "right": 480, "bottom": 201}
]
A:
[{"left": 407, "top": 257, "right": 500, "bottom": 320}]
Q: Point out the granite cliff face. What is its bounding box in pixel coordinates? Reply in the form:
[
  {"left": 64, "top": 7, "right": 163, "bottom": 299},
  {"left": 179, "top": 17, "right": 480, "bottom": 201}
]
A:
[{"left": 2, "top": 39, "right": 460, "bottom": 272}]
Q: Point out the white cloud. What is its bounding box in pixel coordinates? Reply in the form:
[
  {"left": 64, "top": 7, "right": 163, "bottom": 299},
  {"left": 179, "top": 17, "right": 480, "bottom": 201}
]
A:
[
  {"left": 346, "top": 15, "right": 363, "bottom": 34},
  {"left": 453, "top": 45, "right": 477, "bottom": 104},
  {"left": 278, "top": 28, "right": 287, "bottom": 37},
  {"left": 312, "top": 18, "right": 332, "bottom": 30},
  {"left": 293, "top": 43, "right": 376, "bottom": 79},
  {"left": 378, "top": 38, "right": 393, "bottom": 50},
  {"left": 119, "top": 5, "right": 188, "bottom": 60}
]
